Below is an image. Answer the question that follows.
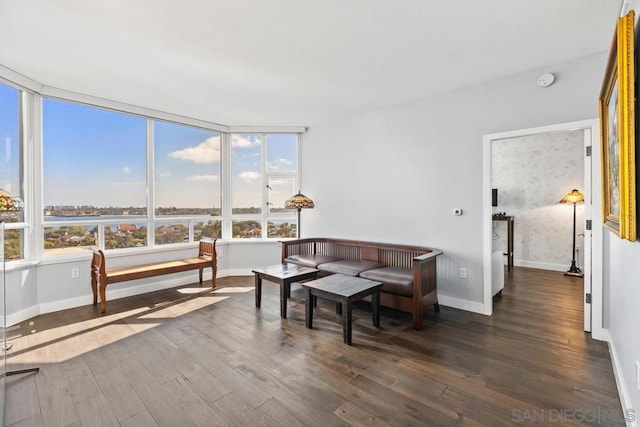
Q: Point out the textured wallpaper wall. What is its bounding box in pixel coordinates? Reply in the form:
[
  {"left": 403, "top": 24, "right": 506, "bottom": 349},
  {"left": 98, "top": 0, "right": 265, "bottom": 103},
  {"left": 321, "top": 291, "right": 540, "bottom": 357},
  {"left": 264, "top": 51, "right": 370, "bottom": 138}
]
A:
[{"left": 492, "top": 130, "right": 585, "bottom": 271}]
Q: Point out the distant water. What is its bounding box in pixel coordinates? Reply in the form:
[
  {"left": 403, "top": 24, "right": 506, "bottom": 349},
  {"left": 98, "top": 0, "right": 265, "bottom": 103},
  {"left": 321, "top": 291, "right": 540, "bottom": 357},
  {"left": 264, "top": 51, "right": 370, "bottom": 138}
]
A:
[{"left": 44, "top": 215, "right": 147, "bottom": 223}]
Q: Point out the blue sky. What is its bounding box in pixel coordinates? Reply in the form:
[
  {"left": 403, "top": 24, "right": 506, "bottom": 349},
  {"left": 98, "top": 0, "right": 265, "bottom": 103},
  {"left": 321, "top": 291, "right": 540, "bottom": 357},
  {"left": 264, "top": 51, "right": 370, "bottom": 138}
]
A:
[
  {"left": 0, "top": 84, "right": 21, "bottom": 197},
  {"left": 41, "top": 98, "right": 297, "bottom": 209}
]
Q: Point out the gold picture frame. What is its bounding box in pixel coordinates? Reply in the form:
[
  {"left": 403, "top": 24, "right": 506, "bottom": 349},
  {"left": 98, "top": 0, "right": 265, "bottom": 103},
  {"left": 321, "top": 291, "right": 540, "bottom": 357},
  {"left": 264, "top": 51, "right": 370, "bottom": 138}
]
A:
[{"left": 599, "top": 10, "right": 636, "bottom": 241}]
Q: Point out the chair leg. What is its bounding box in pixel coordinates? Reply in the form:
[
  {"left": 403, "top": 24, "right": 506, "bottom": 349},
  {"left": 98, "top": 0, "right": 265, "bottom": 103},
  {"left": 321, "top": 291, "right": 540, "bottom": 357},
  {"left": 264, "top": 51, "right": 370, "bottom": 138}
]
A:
[{"left": 434, "top": 302, "right": 440, "bottom": 312}]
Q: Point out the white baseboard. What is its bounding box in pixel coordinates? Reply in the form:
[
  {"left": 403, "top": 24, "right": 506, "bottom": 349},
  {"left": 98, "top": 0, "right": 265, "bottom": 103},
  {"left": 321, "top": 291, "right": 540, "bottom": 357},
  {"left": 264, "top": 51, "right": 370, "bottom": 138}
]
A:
[
  {"left": 513, "top": 259, "right": 569, "bottom": 272},
  {"left": 438, "top": 294, "right": 485, "bottom": 314},
  {"left": 226, "top": 268, "right": 253, "bottom": 276},
  {"left": 592, "top": 327, "right": 611, "bottom": 343},
  {"left": 6, "top": 306, "right": 40, "bottom": 327},
  {"left": 607, "top": 334, "right": 639, "bottom": 427}
]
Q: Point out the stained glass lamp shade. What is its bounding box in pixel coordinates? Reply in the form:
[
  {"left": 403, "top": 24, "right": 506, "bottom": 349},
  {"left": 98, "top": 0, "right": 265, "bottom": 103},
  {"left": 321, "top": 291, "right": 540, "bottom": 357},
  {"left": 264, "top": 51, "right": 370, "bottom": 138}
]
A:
[
  {"left": 284, "top": 191, "right": 314, "bottom": 238},
  {"left": 559, "top": 189, "right": 585, "bottom": 277},
  {"left": 0, "top": 189, "right": 23, "bottom": 214}
]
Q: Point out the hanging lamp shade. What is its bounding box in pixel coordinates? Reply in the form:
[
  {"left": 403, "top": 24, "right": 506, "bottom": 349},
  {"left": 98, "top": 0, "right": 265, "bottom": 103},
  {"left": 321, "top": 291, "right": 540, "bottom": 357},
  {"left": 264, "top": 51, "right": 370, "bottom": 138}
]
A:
[
  {"left": 0, "top": 189, "right": 24, "bottom": 213},
  {"left": 559, "top": 189, "right": 585, "bottom": 205},
  {"left": 284, "top": 192, "right": 315, "bottom": 210}
]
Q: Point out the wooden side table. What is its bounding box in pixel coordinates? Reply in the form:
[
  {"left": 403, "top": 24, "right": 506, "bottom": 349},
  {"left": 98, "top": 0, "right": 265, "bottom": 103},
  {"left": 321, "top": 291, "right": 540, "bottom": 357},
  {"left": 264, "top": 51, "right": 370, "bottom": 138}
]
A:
[
  {"left": 252, "top": 263, "right": 319, "bottom": 318},
  {"left": 302, "top": 274, "right": 382, "bottom": 345},
  {"left": 492, "top": 215, "right": 514, "bottom": 271}
]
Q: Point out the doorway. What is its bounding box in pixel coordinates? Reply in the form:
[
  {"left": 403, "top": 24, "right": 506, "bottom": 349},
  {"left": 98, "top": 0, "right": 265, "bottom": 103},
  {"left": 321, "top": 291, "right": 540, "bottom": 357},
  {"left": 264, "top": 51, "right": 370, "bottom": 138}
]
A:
[{"left": 482, "top": 119, "right": 605, "bottom": 339}]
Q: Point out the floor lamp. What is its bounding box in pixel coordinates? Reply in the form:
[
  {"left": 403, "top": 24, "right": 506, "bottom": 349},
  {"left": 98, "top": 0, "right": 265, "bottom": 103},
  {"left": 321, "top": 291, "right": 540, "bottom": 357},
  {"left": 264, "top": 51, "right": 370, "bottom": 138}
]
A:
[
  {"left": 559, "top": 189, "right": 585, "bottom": 277},
  {"left": 284, "top": 191, "right": 314, "bottom": 238},
  {"left": 0, "top": 189, "right": 39, "bottom": 377}
]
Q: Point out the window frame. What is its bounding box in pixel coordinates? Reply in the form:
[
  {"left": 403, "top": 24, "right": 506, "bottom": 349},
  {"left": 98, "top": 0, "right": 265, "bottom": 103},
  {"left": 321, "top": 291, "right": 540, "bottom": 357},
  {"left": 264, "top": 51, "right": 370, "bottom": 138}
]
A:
[
  {"left": 228, "top": 132, "right": 299, "bottom": 239},
  {"left": 0, "top": 81, "right": 30, "bottom": 263}
]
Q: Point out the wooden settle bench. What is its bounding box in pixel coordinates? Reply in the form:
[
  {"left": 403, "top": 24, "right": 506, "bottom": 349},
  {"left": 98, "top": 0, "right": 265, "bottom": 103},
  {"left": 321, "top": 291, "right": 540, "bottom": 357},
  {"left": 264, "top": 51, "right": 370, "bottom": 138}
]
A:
[
  {"left": 91, "top": 238, "right": 217, "bottom": 313},
  {"left": 281, "top": 237, "right": 442, "bottom": 330}
]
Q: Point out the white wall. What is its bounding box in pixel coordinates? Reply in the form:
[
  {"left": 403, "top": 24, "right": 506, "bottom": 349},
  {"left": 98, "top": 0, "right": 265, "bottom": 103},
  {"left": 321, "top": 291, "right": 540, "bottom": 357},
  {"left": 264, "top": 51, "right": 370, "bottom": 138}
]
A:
[
  {"left": 603, "top": 1, "right": 640, "bottom": 421},
  {"left": 491, "top": 130, "right": 585, "bottom": 271},
  {"left": 302, "top": 52, "right": 606, "bottom": 310}
]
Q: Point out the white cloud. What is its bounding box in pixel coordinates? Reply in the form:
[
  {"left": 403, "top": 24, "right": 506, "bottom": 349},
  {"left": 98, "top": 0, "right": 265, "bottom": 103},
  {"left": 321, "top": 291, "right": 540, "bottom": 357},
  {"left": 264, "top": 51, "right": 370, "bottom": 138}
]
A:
[
  {"left": 239, "top": 171, "right": 260, "bottom": 181},
  {"left": 268, "top": 178, "right": 289, "bottom": 185},
  {"left": 158, "top": 170, "right": 172, "bottom": 178},
  {"left": 187, "top": 175, "right": 219, "bottom": 182},
  {"left": 232, "top": 135, "right": 260, "bottom": 148},
  {"left": 111, "top": 181, "right": 145, "bottom": 188},
  {"left": 267, "top": 158, "right": 294, "bottom": 170},
  {"left": 123, "top": 166, "right": 131, "bottom": 174},
  {"left": 169, "top": 136, "right": 221, "bottom": 163}
]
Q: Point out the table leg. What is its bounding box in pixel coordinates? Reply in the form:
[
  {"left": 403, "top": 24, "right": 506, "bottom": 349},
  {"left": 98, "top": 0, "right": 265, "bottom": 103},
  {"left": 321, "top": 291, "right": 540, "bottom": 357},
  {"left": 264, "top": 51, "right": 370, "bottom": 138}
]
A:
[
  {"left": 372, "top": 289, "right": 380, "bottom": 327},
  {"left": 305, "top": 289, "right": 314, "bottom": 329},
  {"left": 254, "top": 274, "right": 262, "bottom": 308},
  {"left": 280, "top": 281, "right": 288, "bottom": 319},
  {"left": 336, "top": 302, "right": 342, "bottom": 315},
  {"left": 343, "top": 299, "right": 352, "bottom": 345}
]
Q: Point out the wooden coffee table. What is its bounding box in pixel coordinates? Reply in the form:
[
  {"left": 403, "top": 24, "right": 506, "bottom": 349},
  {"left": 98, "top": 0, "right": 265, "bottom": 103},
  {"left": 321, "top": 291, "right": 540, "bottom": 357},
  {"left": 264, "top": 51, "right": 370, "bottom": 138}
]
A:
[
  {"left": 253, "top": 263, "right": 319, "bottom": 318},
  {"left": 302, "top": 274, "right": 382, "bottom": 345}
]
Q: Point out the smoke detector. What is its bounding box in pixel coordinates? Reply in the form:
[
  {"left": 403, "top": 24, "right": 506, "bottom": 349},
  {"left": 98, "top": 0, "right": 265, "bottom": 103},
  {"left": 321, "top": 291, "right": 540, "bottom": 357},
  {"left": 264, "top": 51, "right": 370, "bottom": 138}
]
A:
[{"left": 537, "top": 73, "right": 555, "bottom": 87}]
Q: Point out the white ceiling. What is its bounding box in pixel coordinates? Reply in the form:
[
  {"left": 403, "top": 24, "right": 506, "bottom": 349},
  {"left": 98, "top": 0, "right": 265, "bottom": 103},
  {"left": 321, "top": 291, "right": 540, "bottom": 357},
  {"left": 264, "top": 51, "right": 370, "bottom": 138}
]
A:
[{"left": 0, "top": 0, "right": 623, "bottom": 127}]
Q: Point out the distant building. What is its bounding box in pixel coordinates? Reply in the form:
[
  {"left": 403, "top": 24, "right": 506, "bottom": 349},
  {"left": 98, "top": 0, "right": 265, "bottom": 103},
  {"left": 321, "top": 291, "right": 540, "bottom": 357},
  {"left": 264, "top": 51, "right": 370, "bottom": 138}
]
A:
[{"left": 117, "top": 224, "right": 137, "bottom": 233}]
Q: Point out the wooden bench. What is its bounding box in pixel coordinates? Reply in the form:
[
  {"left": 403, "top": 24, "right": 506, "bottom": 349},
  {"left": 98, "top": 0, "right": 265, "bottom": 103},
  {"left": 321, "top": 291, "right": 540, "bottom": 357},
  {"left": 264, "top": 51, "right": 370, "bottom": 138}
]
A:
[
  {"left": 281, "top": 237, "right": 442, "bottom": 330},
  {"left": 91, "top": 238, "right": 217, "bottom": 313}
]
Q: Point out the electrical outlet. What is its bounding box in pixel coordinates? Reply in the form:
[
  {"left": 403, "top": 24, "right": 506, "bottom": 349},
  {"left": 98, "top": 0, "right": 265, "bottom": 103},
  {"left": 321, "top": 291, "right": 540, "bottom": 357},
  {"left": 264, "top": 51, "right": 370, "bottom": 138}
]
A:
[
  {"left": 71, "top": 268, "right": 80, "bottom": 279},
  {"left": 636, "top": 361, "right": 640, "bottom": 391},
  {"left": 459, "top": 267, "right": 467, "bottom": 279}
]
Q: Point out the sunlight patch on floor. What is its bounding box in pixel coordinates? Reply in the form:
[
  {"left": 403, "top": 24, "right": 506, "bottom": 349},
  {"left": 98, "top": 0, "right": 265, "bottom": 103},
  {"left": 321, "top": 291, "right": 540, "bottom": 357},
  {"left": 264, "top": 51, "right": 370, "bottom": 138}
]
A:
[
  {"left": 212, "top": 286, "right": 254, "bottom": 293},
  {"left": 177, "top": 287, "right": 214, "bottom": 294},
  {"left": 6, "top": 292, "right": 232, "bottom": 364}
]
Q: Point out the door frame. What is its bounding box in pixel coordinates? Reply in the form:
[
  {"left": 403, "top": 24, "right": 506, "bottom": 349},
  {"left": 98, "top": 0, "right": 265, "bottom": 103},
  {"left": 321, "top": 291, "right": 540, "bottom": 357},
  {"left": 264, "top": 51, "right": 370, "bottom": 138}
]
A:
[{"left": 482, "top": 119, "right": 606, "bottom": 340}]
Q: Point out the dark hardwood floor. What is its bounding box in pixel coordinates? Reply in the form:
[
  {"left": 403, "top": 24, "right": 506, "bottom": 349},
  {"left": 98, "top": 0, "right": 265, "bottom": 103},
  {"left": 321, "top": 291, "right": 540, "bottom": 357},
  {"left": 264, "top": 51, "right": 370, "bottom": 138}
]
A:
[{"left": 5, "top": 267, "right": 624, "bottom": 426}]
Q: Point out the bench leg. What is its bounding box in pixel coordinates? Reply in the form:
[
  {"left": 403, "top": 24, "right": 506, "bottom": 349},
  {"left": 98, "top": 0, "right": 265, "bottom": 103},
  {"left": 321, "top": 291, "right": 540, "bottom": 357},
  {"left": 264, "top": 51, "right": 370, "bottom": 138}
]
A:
[
  {"left": 99, "top": 282, "right": 107, "bottom": 314},
  {"left": 412, "top": 310, "right": 423, "bottom": 330},
  {"left": 199, "top": 268, "right": 203, "bottom": 284},
  {"left": 91, "top": 275, "right": 98, "bottom": 306}
]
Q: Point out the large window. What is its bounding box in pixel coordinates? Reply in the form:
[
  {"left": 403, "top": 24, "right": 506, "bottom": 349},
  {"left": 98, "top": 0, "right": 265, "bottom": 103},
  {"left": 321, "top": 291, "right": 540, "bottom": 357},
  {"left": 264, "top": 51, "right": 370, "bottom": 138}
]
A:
[
  {"left": 231, "top": 133, "right": 298, "bottom": 238},
  {"left": 43, "top": 99, "right": 147, "bottom": 254},
  {"left": 0, "top": 83, "right": 25, "bottom": 261},
  {"left": 40, "top": 98, "right": 300, "bottom": 254},
  {"left": 154, "top": 121, "right": 222, "bottom": 243}
]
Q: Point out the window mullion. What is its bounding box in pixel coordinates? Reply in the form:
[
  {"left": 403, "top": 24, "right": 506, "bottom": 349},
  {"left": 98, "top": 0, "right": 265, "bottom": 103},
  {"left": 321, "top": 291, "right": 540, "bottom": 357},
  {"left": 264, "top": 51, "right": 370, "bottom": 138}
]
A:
[
  {"left": 146, "top": 118, "right": 155, "bottom": 247},
  {"left": 261, "top": 133, "right": 267, "bottom": 238},
  {"left": 221, "top": 132, "right": 232, "bottom": 239}
]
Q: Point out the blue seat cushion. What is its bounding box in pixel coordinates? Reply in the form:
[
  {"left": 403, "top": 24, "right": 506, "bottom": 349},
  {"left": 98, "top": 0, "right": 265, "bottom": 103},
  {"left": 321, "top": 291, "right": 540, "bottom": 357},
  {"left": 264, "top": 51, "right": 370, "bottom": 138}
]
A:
[
  {"left": 318, "top": 260, "right": 383, "bottom": 276},
  {"left": 360, "top": 267, "right": 413, "bottom": 297},
  {"left": 285, "top": 254, "right": 343, "bottom": 268}
]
